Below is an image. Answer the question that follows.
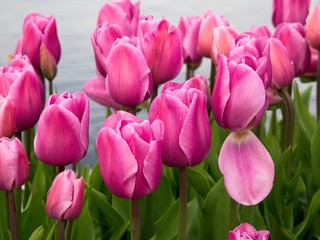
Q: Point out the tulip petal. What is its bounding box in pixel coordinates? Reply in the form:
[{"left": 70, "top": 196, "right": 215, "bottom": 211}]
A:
[
  {"left": 219, "top": 131, "right": 274, "bottom": 205},
  {"left": 63, "top": 177, "right": 84, "bottom": 219}
]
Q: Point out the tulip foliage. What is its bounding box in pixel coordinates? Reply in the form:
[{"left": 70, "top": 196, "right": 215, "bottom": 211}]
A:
[{"left": 2, "top": 0, "right": 320, "bottom": 240}]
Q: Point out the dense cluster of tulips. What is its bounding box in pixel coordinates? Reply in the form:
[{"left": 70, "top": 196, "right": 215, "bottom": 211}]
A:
[{"left": 1, "top": 0, "right": 320, "bottom": 239}]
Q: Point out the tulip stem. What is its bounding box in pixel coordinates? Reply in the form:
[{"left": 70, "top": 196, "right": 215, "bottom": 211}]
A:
[
  {"left": 316, "top": 50, "right": 320, "bottom": 121},
  {"left": 6, "top": 190, "right": 18, "bottom": 240},
  {"left": 186, "top": 63, "right": 194, "bottom": 80},
  {"left": 131, "top": 198, "right": 140, "bottom": 240},
  {"left": 151, "top": 86, "right": 159, "bottom": 103},
  {"left": 48, "top": 79, "right": 53, "bottom": 96},
  {"left": 178, "top": 167, "right": 188, "bottom": 240},
  {"left": 59, "top": 220, "right": 65, "bottom": 240},
  {"left": 209, "top": 60, "right": 216, "bottom": 93}
]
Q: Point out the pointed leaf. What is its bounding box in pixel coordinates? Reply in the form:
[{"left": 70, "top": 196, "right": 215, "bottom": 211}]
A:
[
  {"left": 188, "top": 166, "right": 215, "bottom": 198},
  {"left": 311, "top": 122, "right": 320, "bottom": 188},
  {"left": 28, "top": 225, "right": 44, "bottom": 240}
]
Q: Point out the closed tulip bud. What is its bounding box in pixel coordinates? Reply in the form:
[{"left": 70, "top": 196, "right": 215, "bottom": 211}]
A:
[
  {"left": 274, "top": 22, "right": 311, "bottom": 76},
  {"left": 97, "top": 0, "right": 140, "bottom": 36},
  {"left": 0, "top": 97, "right": 15, "bottom": 138},
  {"left": 0, "top": 54, "right": 43, "bottom": 131},
  {"left": 272, "top": 0, "right": 310, "bottom": 27},
  {"left": 0, "top": 137, "right": 29, "bottom": 191},
  {"left": 34, "top": 91, "right": 89, "bottom": 167},
  {"left": 149, "top": 80, "right": 211, "bottom": 167},
  {"left": 229, "top": 223, "right": 270, "bottom": 240},
  {"left": 142, "top": 19, "right": 184, "bottom": 86},
  {"left": 46, "top": 170, "right": 84, "bottom": 220},
  {"left": 219, "top": 131, "right": 274, "bottom": 206},
  {"left": 96, "top": 111, "right": 163, "bottom": 199},
  {"left": 18, "top": 13, "right": 61, "bottom": 72},
  {"left": 198, "top": 10, "right": 229, "bottom": 58},
  {"left": 40, "top": 43, "right": 57, "bottom": 81},
  {"left": 306, "top": 5, "right": 320, "bottom": 50},
  {"left": 178, "top": 16, "right": 202, "bottom": 65},
  {"left": 106, "top": 37, "right": 153, "bottom": 107}
]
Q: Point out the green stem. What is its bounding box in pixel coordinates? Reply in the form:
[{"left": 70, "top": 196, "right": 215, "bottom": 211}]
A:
[
  {"left": 23, "top": 129, "right": 32, "bottom": 162},
  {"left": 131, "top": 198, "right": 140, "bottom": 240},
  {"left": 66, "top": 220, "right": 73, "bottom": 240},
  {"left": 317, "top": 50, "right": 320, "bottom": 121},
  {"left": 186, "top": 63, "right": 194, "bottom": 80},
  {"left": 151, "top": 86, "right": 159, "bottom": 104},
  {"left": 209, "top": 60, "right": 216, "bottom": 93},
  {"left": 48, "top": 79, "right": 53, "bottom": 96},
  {"left": 6, "top": 191, "right": 18, "bottom": 240},
  {"left": 178, "top": 167, "right": 188, "bottom": 240},
  {"left": 14, "top": 132, "right": 22, "bottom": 142},
  {"left": 59, "top": 220, "right": 65, "bottom": 240}
]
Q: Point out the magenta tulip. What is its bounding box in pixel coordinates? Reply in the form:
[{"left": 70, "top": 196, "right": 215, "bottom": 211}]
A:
[
  {"left": 106, "top": 36, "right": 152, "bottom": 107},
  {"left": 141, "top": 19, "right": 183, "bottom": 86},
  {"left": 46, "top": 170, "right": 84, "bottom": 220},
  {"left": 96, "top": 111, "right": 163, "bottom": 199},
  {"left": 304, "top": 47, "right": 318, "bottom": 77},
  {"left": 0, "top": 97, "right": 15, "bottom": 138},
  {"left": 149, "top": 79, "right": 211, "bottom": 167},
  {"left": 272, "top": 0, "right": 310, "bottom": 27},
  {"left": 97, "top": 0, "right": 140, "bottom": 36},
  {"left": 0, "top": 54, "right": 43, "bottom": 131},
  {"left": 0, "top": 137, "right": 29, "bottom": 191},
  {"left": 18, "top": 13, "right": 61, "bottom": 72},
  {"left": 274, "top": 22, "right": 311, "bottom": 76},
  {"left": 34, "top": 91, "right": 89, "bottom": 167},
  {"left": 198, "top": 10, "right": 229, "bottom": 58},
  {"left": 219, "top": 130, "right": 274, "bottom": 205},
  {"left": 229, "top": 223, "right": 270, "bottom": 240},
  {"left": 250, "top": 25, "right": 271, "bottom": 38},
  {"left": 306, "top": 5, "right": 320, "bottom": 50},
  {"left": 178, "top": 16, "right": 202, "bottom": 65}
]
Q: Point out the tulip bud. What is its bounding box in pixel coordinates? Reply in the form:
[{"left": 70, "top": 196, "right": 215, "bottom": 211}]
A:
[
  {"left": 46, "top": 170, "right": 84, "bottom": 220},
  {"left": 40, "top": 43, "right": 57, "bottom": 81},
  {"left": 229, "top": 223, "right": 270, "bottom": 240},
  {"left": 306, "top": 5, "right": 320, "bottom": 50},
  {"left": 0, "top": 137, "right": 29, "bottom": 191},
  {"left": 0, "top": 97, "right": 15, "bottom": 138}
]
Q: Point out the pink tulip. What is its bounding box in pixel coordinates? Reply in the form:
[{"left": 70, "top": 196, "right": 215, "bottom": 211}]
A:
[
  {"left": 304, "top": 47, "right": 318, "bottom": 77},
  {"left": 198, "top": 10, "right": 229, "bottom": 58},
  {"left": 141, "top": 19, "right": 183, "bottom": 86},
  {"left": 229, "top": 223, "right": 270, "bottom": 240},
  {"left": 0, "top": 54, "right": 43, "bottom": 131},
  {"left": 274, "top": 22, "right": 311, "bottom": 76},
  {"left": 149, "top": 79, "right": 211, "bottom": 167},
  {"left": 212, "top": 54, "right": 268, "bottom": 131},
  {"left": 272, "top": 0, "right": 310, "bottom": 27},
  {"left": 250, "top": 25, "right": 272, "bottom": 38},
  {"left": 97, "top": 0, "right": 140, "bottom": 36},
  {"left": 91, "top": 22, "right": 122, "bottom": 78},
  {"left": 306, "top": 5, "right": 320, "bottom": 50},
  {"left": 0, "top": 97, "right": 15, "bottom": 138},
  {"left": 34, "top": 91, "right": 89, "bottom": 167},
  {"left": 96, "top": 111, "right": 163, "bottom": 199},
  {"left": 82, "top": 76, "right": 120, "bottom": 109},
  {"left": 46, "top": 170, "right": 84, "bottom": 220},
  {"left": 106, "top": 36, "right": 152, "bottom": 107},
  {"left": 18, "top": 13, "right": 61, "bottom": 72},
  {"left": 219, "top": 131, "right": 274, "bottom": 206},
  {"left": 178, "top": 16, "right": 202, "bottom": 65},
  {"left": 0, "top": 137, "right": 29, "bottom": 191}
]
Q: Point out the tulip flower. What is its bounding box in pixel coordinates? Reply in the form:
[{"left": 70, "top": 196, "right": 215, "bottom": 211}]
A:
[
  {"left": 0, "top": 97, "right": 15, "bottom": 138},
  {"left": 303, "top": 47, "right": 318, "bottom": 77},
  {"left": 46, "top": 170, "right": 84, "bottom": 220},
  {"left": 141, "top": 19, "right": 183, "bottom": 86},
  {"left": 149, "top": 79, "right": 211, "bottom": 167},
  {"left": 96, "top": 111, "right": 163, "bottom": 199},
  {"left": 250, "top": 25, "right": 271, "bottom": 38},
  {"left": 229, "top": 222, "right": 270, "bottom": 240},
  {"left": 34, "top": 91, "right": 89, "bottom": 167},
  {"left": 0, "top": 54, "right": 43, "bottom": 131},
  {"left": 17, "top": 13, "right": 61, "bottom": 74},
  {"left": 272, "top": 0, "right": 310, "bottom": 27},
  {"left": 219, "top": 130, "right": 274, "bottom": 205},
  {"left": 106, "top": 36, "right": 153, "bottom": 107},
  {"left": 0, "top": 137, "right": 29, "bottom": 191},
  {"left": 198, "top": 10, "right": 229, "bottom": 58},
  {"left": 178, "top": 16, "right": 202, "bottom": 65},
  {"left": 306, "top": 5, "right": 320, "bottom": 50},
  {"left": 97, "top": 0, "right": 140, "bottom": 36},
  {"left": 274, "top": 22, "right": 310, "bottom": 76}
]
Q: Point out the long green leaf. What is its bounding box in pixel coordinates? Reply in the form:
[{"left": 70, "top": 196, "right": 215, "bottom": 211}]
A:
[
  {"left": 311, "top": 122, "right": 320, "bottom": 189},
  {"left": 188, "top": 166, "right": 215, "bottom": 199},
  {"left": 28, "top": 225, "right": 44, "bottom": 240}
]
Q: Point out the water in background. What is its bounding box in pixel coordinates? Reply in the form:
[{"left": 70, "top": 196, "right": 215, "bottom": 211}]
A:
[{"left": 0, "top": 0, "right": 318, "bottom": 165}]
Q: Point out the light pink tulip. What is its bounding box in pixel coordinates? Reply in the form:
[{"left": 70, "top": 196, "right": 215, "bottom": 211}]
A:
[
  {"left": 46, "top": 170, "right": 84, "bottom": 220},
  {"left": 250, "top": 25, "right": 271, "bottom": 38},
  {"left": 306, "top": 5, "right": 320, "bottom": 50},
  {"left": 149, "top": 79, "right": 211, "bottom": 167},
  {"left": 198, "top": 10, "right": 229, "bottom": 58},
  {"left": 219, "top": 130, "right": 274, "bottom": 206},
  {"left": 178, "top": 16, "right": 202, "bottom": 64},
  {"left": 106, "top": 37, "right": 152, "bottom": 107},
  {"left": 34, "top": 91, "right": 89, "bottom": 166},
  {"left": 272, "top": 0, "right": 310, "bottom": 27},
  {"left": 0, "top": 97, "right": 15, "bottom": 138},
  {"left": 229, "top": 223, "right": 270, "bottom": 240},
  {"left": 96, "top": 111, "right": 163, "bottom": 199},
  {"left": 0, "top": 137, "right": 29, "bottom": 191}
]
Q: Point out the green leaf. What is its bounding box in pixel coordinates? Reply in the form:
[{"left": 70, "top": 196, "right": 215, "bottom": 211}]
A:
[
  {"left": 311, "top": 122, "right": 320, "bottom": 189},
  {"left": 28, "top": 225, "right": 44, "bottom": 240},
  {"left": 0, "top": 191, "right": 8, "bottom": 240},
  {"left": 239, "top": 205, "right": 267, "bottom": 230},
  {"left": 45, "top": 221, "right": 58, "bottom": 240},
  {"left": 187, "top": 166, "right": 215, "bottom": 199},
  {"left": 299, "top": 75, "right": 316, "bottom": 83},
  {"left": 110, "top": 221, "right": 130, "bottom": 240}
]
